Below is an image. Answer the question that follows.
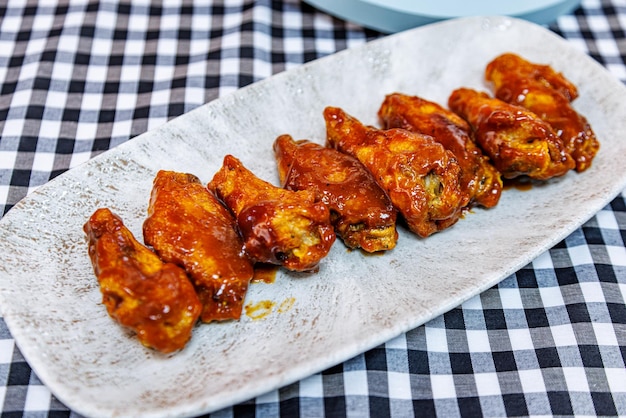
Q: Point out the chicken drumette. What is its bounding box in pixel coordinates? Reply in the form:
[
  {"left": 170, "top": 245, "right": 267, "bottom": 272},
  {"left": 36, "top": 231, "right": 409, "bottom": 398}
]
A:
[
  {"left": 324, "top": 106, "right": 468, "bottom": 238},
  {"left": 84, "top": 208, "right": 202, "bottom": 353},
  {"left": 485, "top": 53, "right": 599, "bottom": 172},
  {"left": 378, "top": 93, "right": 502, "bottom": 209},
  {"left": 143, "top": 170, "right": 253, "bottom": 323},
  {"left": 209, "top": 155, "right": 336, "bottom": 272},
  {"left": 274, "top": 134, "right": 397, "bottom": 252},
  {"left": 448, "top": 88, "right": 575, "bottom": 180}
]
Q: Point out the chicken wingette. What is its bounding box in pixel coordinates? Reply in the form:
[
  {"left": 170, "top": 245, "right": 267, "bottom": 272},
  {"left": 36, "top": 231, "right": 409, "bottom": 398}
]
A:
[
  {"left": 143, "top": 170, "right": 253, "bottom": 323},
  {"left": 485, "top": 53, "right": 599, "bottom": 172},
  {"left": 448, "top": 88, "right": 575, "bottom": 180},
  {"left": 274, "top": 134, "right": 397, "bottom": 252},
  {"left": 209, "top": 155, "right": 336, "bottom": 272},
  {"left": 324, "top": 106, "right": 468, "bottom": 238},
  {"left": 84, "top": 208, "right": 201, "bottom": 353},
  {"left": 378, "top": 93, "right": 502, "bottom": 209}
]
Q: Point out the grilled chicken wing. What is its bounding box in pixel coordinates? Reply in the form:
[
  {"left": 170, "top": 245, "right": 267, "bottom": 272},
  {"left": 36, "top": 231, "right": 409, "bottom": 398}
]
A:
[
  {"left": 208, "top": 155, "right": 336, "bottom": 272},
  {"left": 84, "top": 208, "right": 201, "bottom": 353},
  {"left": 448, "top": 88, "right": 575, "bottom": 180},
  {"left": 143, "top": 170, "right": 253, "bottom": 323},
  {"left": 485, "top": 53, "right": 599, "bottom": 172},
  {"left": 324, "top": 106, "right": 468, "bottom": 238},
  {"left": 273, "top": 134, "right": 397, "bottom": 252},
  {"left": 378, "top": 93, "right": 502, "bottom": 209}
]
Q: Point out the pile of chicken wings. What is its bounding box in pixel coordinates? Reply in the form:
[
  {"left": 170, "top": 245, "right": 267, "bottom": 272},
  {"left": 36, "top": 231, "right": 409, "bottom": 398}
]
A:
[{"left": 84, "top": 53, "right": 599, "bottom": 353}]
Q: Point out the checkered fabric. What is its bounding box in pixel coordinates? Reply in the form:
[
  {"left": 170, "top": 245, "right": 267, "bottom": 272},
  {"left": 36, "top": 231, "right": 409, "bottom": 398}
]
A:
[{"left": 1, "top": 0, "right": 625, "bottom": 417}]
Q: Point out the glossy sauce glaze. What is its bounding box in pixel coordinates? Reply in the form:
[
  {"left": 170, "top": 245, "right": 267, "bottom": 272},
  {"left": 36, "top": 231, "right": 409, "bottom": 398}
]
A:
[
  {"left": 252, "top": 263, "right": 279, "bottom": 284},
  {"left": 448, "top": 88, "right": 575, "bottom": 180},
  {"left": 84, "top": 208, "right": 202, "bottom": 353},
  {"left": 236, "top": 201, "right": 334, "bottom": 268},
  {"left": 143, "top": 170, "right": 253, "bottom": 323},
  {"left": 209, "top": 155, "right": 336, "bottom": 272},
  {"left": 274, "top": 134, "right": 397, "bottom": 252},
  {"left": 324, "top": 106, "right": 468, "bottom": 238},
  {"left": 378, "top": 93, "right": 502, "bottom": 209},
  {"left": 485, "top": 53, "right": 599, "bottom": 172},
  {"left": 502, "top": 176, "right": 546, "bottom": 191}
]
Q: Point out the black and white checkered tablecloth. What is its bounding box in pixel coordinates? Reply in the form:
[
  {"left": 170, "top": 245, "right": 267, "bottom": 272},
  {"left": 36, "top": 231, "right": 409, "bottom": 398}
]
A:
[{"left": 1, "top": 1, "right": 625, "bottom": 417}]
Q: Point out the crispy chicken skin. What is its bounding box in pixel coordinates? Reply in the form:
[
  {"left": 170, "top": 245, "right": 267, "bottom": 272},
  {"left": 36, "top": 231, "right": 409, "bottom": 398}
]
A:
[
  {"left": 273, "top": 134, "right": 398, "bottom": 252},
  {"left": 143, "top": 170, "right": 253, "bottom": 323},
  {"left": 378, "top": 93, "right": 502, "bottom": 209},
  {"left": 208, "top": 155, "right": 336, "bottom": 272},
  {"left": 485, "top": 53, "right": 599, "bottom": 172},
  {"left": 448, "top": 88, "right": 575, "bottom": 180},
  {"left": 84, "top": 208, "right": 201, "bottom": 353},
  {"left": 324, "top": 106, "right": 468, "bottom": 238}
]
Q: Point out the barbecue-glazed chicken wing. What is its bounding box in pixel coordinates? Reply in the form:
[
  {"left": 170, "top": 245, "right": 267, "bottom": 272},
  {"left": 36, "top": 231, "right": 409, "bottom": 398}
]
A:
[
  {"left": 378, "top": 93, "right": 502, "bottom": 209},
  {"left": 324, "top": 106, "right": 468, "bottom": 238},
  {"left": 448, "top": 88, "right": 575, "bottom": 180},
  {"left": 84, "top": 208, "right": 201, "bottom": 353},
  {"left": 208, "top": 155, "right": 336, "bottom": 272},
  {"left": 487, "top": 52, "right": 579, "bottom": 101},
  {"left": 143, "top": 170, "right": 253, "bottom": 323},
  {"left": 273, "top": 134, "right": 397, "bottom": 252},
  {"left": 485, "top": 53, "right": 599, "bottom": 172}
]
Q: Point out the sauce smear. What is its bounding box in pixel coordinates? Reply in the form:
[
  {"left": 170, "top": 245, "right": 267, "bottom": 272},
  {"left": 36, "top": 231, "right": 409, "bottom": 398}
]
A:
[{"left": 252, "top": 263, "right": 279, "bottom": 284}]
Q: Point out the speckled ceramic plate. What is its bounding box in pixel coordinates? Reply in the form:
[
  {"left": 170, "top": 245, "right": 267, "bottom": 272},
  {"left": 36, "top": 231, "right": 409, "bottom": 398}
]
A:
[{"left": 1, "top": 16, "right": 625, "bottom": 418}]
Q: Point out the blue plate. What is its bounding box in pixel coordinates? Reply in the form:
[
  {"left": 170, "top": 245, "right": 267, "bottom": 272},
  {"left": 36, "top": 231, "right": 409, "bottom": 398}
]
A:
[{"left": 303, "top": 0, "right": 582, "bottom": 33}]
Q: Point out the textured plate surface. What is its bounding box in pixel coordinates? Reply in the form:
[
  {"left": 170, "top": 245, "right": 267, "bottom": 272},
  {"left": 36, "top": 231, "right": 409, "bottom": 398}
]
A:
[
  {"left": 304, "top": 0, "right": 582, "bottom": 32},
  {"left": 1, "top": 16, "right": 625, "bottom": 418}
]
